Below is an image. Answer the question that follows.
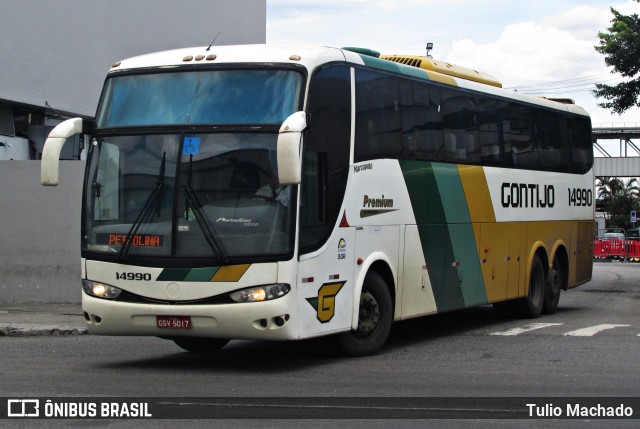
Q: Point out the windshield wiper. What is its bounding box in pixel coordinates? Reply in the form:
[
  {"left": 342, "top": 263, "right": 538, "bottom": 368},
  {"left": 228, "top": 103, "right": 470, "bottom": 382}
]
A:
[
  {"left": 118, "top": 152, "right": 168, "bottom": 260},
  {"left": 180, "top": 154, "right": 225, "bottom": 257}
]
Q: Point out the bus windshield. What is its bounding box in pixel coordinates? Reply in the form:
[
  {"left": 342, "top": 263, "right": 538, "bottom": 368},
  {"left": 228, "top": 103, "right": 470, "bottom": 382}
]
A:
[
  {"left": 84, "top": 68, "right": 303, "bottom": 264},
  {"left": 96, "top": 69, "right": 303, "bottom": 128},
  {"left": 83, "top": 133, "right": 295, "bottom": 262}
]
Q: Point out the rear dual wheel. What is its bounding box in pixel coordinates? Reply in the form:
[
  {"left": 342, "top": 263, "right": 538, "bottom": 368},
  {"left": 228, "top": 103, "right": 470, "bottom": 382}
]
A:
[
  {"left": 521, "top": 254, "right": 545, "bottom": 318},
  {"left": 493, "top": 254, "right": 546, "bottom": 318},
  {"left": 542, "top": 254, "right": 564, "bottom": 315}
]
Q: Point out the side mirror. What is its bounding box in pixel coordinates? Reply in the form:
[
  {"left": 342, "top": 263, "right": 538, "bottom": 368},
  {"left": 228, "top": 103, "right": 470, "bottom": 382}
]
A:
[
  {"left": 41, "top": 118, "right": 91, "bottom": 186},
  {"left": 276, "top": 111, "right": 306, "bottom": 185}
]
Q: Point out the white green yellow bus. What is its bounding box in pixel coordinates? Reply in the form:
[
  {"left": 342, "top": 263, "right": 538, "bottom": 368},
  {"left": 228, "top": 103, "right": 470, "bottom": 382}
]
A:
[{"left": 41, "top": 44, "right": 594, "bottom": 356}]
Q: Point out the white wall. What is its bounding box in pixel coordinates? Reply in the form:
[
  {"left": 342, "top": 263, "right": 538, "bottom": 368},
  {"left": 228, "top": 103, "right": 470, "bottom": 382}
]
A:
[
  {"left": 0, "top": 161, "right": 84, "bottom": 303},
  {"left": 0, "top": 0, "right": 266, "bottom": 116},
  {"left": 0, "top": 0, "right": 266, "bottom": 302}
]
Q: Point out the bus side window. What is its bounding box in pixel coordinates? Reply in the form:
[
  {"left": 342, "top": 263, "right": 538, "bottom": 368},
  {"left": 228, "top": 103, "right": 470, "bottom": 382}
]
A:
[
  {"left": 408, "top": 81, "right": 442, "bottom": 161},
  {"left": 441, "top": 90, "right": 480, "bottom": 164},
  {"left": 567, "top": 117, "right": 593, "bottom": 174},
  {"left": 538, "top": 110, "right": 567, "bottom": 172},
  {"left": 478, "top": 99, "right": 502, "bottom": 166},
  {"left": 505, "top": 104, "right": 539, "bottom": 170},
  {"left": 93, "top": 142, "right": 120, "bottom": 221},
  {"left": 300, "top": 64, "right": 351, "bottom": 255},
  {"left": 355, "top": 69, "right": 402, "bottom": 161}
]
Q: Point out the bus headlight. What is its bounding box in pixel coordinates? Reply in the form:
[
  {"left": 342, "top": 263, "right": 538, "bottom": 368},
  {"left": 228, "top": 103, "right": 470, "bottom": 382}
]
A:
[
  {"left": 229, "top": 284, "right": 291, "bottom": 303},
  {"left": 82, "top": 279, "right": 122, "bottom": 299}
]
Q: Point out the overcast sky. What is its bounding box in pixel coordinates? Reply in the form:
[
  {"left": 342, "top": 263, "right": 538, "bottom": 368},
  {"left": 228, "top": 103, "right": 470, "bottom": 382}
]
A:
[{"left": 267, "top": 0, "right": 640, "bottom": 132}]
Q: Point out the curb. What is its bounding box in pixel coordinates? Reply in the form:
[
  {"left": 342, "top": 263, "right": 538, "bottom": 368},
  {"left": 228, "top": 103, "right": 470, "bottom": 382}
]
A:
[{"left": 0, "top": 323, "right": 88, "bottom": 337}]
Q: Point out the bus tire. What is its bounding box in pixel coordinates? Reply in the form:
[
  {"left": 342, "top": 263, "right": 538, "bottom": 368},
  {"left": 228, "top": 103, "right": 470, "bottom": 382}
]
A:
[
  {"left": 337, "top": 271, "right": 392, "bottom": 357},
  {"left": 517, "top": 254, "right": 545, "bottom": 318},
  {"left": 543, "top": 254, "right": 563, "bottom": 315},
  {"left": 172, "top": 337, "right": 229, "bottom": 353}
]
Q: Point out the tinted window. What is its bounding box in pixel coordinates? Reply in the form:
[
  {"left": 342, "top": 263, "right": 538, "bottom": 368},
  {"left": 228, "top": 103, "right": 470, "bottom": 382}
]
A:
[
  {"left": 300, "top": 64, "right": 351, "bottom": 254},
  {"left": 355, "top": 69, "right": 404, "bottom": 161},
  {"left": 442, "top": 90, "right": 481, "bottom": 164},
  {"left": 568, "top": 117, "right": 593, "bottom": 174},
  {"left": 477, "top": 98, "right": 504, "bottom": 165},
  {"left": 353, "top": 67, "right": 592, "bottom": 174},
  {"left": 97, "top": 69, "right": 303, "bottom": 127},
  {"left": 408, "top": 81, "right": 443, "bottom": 161}
]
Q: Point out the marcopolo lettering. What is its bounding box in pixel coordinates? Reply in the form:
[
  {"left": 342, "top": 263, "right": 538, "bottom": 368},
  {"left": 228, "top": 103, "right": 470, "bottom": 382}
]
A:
[
  {"left": 501, "top": 183, "right": 555, "bottom": 208},
  {"left": 354, "top": 162, "right": 373, "bottom": 173}
]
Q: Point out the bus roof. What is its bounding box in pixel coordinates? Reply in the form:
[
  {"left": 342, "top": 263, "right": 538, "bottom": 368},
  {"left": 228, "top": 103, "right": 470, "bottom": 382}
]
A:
[{"left": 108, "top": 44, "right": 590, "bottom": 118}]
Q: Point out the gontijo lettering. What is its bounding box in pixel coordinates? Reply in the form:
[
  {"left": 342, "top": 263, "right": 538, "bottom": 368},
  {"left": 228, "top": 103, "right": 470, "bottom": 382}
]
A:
[{"left": 501, "top": 183, "right": 555, "bottom": 208}]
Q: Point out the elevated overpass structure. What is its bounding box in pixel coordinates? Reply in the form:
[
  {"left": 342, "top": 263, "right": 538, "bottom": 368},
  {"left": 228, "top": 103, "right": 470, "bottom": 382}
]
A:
[{"left": 592, "top": 124, "right": 640, "bottom": 178}]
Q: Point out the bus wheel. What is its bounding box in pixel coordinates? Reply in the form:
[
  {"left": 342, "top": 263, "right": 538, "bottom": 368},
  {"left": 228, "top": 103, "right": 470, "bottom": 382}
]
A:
[
  {"left": 337, "top": 271, "right": 392, "bottom": 357},
  {"left": 543, "top": 254, "right": 563, "bottom": 315},
  {"left": 518, "top": 254, "right": 545, "bottom": 318},
  {"left": 172, "top": 337, "right": 229, "bottom": 353}
]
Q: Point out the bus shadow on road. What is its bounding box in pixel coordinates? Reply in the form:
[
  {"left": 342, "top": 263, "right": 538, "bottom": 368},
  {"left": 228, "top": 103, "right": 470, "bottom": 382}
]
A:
[
  {"left": 385, "top": 305, "right": 499, "bottom": 349},
  {"left": 384, "top": 304, "right": 584, "bottom": 350},
  {"left": 100, "top": 335, "right": 347, "bottom": 373},
  {"left": 100, "top": 304, "right": 583, "bottom": 372}
]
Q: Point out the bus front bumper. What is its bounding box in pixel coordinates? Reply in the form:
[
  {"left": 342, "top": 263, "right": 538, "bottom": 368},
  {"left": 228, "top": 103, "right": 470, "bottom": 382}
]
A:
[{"left": 82, "top": 292, "right": 298, "bottom": 341}]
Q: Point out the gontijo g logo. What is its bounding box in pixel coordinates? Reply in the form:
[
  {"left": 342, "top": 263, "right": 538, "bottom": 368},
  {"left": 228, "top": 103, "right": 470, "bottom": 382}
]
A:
[{"left": 306, "top": 281, "right": 346, "bottom": 323}]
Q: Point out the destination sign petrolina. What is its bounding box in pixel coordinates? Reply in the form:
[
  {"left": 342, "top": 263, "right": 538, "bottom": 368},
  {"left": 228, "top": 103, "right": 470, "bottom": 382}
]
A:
[{"left": 96, "top": 234, "right": 163, "bottom": 247}]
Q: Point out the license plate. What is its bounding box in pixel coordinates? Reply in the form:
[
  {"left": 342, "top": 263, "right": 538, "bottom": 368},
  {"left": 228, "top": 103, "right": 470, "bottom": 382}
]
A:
[{"left": 156, "top": 315, "right": 192, "bottom": 329}]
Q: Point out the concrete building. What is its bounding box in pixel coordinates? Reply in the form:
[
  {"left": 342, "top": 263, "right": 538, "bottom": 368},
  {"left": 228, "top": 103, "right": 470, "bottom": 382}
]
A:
[{"left": 0, "top": 0, "right": 266, "bottom": 302}]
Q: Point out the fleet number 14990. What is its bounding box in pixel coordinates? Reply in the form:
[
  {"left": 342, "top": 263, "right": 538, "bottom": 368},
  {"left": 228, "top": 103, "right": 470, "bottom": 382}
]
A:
[
  {"left": 116, "top": 272, "right": 152, "bottom": 281},
  {"left": 568, "top": 188, "right": 593, "bottom": 207}
]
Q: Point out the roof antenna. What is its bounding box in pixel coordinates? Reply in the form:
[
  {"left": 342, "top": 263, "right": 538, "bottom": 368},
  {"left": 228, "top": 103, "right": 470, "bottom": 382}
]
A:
[{"left": 206, "top": 32, "right": 221, "bottom": 51}]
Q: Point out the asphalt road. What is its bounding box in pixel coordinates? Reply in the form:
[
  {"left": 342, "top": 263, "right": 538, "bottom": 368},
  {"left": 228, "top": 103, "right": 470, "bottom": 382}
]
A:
[{"left": 1, "top": 262, "right": 639, "bottom": 427}]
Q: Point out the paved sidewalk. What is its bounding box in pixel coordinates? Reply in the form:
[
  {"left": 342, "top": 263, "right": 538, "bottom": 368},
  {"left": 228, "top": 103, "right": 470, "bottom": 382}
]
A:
[{"left": 0, "top": 303, "right": 87, "bottom": 337}]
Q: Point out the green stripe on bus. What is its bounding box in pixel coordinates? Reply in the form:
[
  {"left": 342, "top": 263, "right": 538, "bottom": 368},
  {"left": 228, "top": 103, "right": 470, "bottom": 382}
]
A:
[
  {"left": 447, "top": 224, "right": 486, "bottom": 306},
  {"left": 400, "top": 160, "right": 446, "bottom": 224},
  {"left": 184, "top": 267, "right": 220, "bottom": 282},
  {"left": 417, "top": 224, "right": 464, "bottom": 311},
  {"left": 432, "top": 163, "right": 471, "bottom": 224},
  {"left": 156, "top": 268, "right": 191, "bottom": 282},
  {"left": 432, "top": 164, "right": 486, "bottom": 306},
  {"left": 400, "top": 160, "right": 461, "bottom": 310},
  {"left": 400, "top": 160, "right": 487, "bottom": 311}
]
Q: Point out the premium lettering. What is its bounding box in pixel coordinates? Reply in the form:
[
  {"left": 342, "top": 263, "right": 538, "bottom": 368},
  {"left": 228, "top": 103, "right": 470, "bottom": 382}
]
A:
[{"left": 363, "top": 194, "right": 394, "bottom": 208}]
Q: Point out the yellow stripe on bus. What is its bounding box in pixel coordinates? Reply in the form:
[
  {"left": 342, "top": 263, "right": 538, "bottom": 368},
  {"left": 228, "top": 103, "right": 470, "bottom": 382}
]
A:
[
  {"left": 457, "top": 165, "right": 495, "bottom": 223},
  {"left": 210, "top": 264, "right": 251, "bottom": 282},
  {"left": 424, "top": 70, "right": 457, "bottom": 86}
]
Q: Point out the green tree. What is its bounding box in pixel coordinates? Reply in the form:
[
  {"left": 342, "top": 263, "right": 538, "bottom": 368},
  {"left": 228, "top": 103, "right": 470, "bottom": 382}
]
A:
[
  {"left": 598, "top": 177, "right": 640, "bottom": 230},
  {"left": 593, "top": 1, "right": 640, "bottom": 114},
  {"left": 596, "top": 176, "right": 622, "bottom": 211}
]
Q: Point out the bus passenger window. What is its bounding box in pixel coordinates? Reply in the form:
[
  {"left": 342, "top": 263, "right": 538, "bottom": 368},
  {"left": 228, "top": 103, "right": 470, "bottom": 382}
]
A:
[
  {"left": 300, "top": 64, "right": 351, "bottom": 254},
  {"left": 478, "top": 99, "right": 503, "bottom": 166},
  {"left": 410, "top": 81, "right": 442, "bottom": 161},
  {"left": 441, "top": 90, "right": 480, "bottom": 164},
  {"left": 355, "top": 69, "right": 403, "bottom": 161},
  {"left": 506, "top": 104, "right": 539, "bottom": 170}
]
